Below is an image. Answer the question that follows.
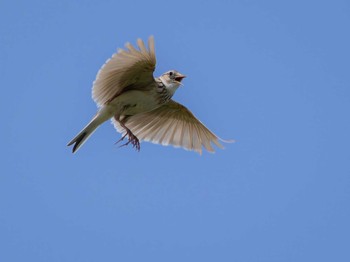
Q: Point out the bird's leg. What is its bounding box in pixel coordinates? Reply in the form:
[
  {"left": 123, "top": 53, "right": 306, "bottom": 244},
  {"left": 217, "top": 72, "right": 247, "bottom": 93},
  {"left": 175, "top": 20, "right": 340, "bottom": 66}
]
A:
[
  {"left": 115, "top": 116, "right": 140, "bottom": 151},
  {"left": 115, "top": 132, "right": 128, "bottom": 143}
]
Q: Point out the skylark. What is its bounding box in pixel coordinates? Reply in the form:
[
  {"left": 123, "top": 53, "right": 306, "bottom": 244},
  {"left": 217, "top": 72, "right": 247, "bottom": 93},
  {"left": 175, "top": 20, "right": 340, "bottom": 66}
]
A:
[{"left": 68, "top": 36, "right": 231, "bottom": 154}]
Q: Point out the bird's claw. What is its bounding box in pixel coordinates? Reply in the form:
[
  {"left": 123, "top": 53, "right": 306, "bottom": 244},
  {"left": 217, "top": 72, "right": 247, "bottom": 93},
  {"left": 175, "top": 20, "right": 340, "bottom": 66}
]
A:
[{"left": 116, "top": 132, "right": 140, "bottom": 151}]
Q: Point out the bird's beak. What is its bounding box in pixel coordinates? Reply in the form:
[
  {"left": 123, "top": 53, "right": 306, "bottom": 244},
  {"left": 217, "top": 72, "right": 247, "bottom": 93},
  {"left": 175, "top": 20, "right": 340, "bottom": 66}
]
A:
[{"left": 175, "top": 74, "right": 186, "bottom": 84}]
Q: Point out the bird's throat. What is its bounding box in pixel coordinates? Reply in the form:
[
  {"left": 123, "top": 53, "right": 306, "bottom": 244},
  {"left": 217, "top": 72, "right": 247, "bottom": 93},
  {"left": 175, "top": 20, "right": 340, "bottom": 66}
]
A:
[{"left": 159, "top": 77, "right": 181, "bottom": 98}]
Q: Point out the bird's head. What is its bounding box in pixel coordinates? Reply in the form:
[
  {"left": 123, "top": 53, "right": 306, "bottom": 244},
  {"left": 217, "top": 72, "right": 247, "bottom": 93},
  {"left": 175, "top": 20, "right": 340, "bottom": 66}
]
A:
[{"left": 160, "top": 70, "right": 186, "bottom": 87}]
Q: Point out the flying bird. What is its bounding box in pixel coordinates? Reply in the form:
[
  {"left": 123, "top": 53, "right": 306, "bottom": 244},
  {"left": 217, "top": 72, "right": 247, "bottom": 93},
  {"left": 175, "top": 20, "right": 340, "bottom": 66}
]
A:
[{"left": 67, "top": 36, "right": 231, "bottom": 154}]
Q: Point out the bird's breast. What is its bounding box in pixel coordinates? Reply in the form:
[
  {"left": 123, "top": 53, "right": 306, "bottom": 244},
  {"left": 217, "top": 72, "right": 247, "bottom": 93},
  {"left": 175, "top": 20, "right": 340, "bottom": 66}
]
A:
[{"left": 108, "top": 89, "right": 163, "bottom": 116}]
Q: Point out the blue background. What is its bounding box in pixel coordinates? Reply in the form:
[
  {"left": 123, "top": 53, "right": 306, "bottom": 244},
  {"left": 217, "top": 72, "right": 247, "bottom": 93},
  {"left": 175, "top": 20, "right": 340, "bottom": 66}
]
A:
[{"left": 1, "top": 0, "right": 349, "bottom": 261}]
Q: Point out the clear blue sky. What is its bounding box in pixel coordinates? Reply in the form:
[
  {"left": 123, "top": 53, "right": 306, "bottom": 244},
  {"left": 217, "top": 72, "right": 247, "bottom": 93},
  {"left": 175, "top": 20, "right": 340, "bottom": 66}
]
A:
[{"left": 1, "top": 0, "right": 349, "bottom": 261}]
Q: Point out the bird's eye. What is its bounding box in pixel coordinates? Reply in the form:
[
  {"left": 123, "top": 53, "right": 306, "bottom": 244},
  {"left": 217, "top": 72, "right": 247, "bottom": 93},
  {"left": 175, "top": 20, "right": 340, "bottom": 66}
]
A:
[{"left": 169, "top": 71, "right": 173, "bottom": 76}]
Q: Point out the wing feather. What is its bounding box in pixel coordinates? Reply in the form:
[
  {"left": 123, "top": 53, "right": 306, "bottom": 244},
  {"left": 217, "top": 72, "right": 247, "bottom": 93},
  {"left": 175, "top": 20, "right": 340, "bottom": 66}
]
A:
[
  {"left": 137, "top": 38, "right": 148, "bottom": 53},
  {"left": 112, "top": 100, "right": 228, "bottom": 154},
  {"left": 92, "top": 36, "right": 156, "bottom": 107},
  {"left": 191, "top": 122, "right": 202, "bottom": 153}
]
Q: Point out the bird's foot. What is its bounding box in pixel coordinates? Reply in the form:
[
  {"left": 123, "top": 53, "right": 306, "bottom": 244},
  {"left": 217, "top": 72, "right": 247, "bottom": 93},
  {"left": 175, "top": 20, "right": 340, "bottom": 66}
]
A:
[
  {"left": 129, "top": 134, "right": 140, "bottom": 151},
  {"left": 116, "top": 132, "right": 140, "bottom": 151}
]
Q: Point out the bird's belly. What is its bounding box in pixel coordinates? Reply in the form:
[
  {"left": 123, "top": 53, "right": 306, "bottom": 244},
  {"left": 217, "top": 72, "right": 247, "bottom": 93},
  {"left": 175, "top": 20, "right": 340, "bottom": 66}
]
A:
[{"left": 108, "top": 90, "right": 160, "bottom": 116}]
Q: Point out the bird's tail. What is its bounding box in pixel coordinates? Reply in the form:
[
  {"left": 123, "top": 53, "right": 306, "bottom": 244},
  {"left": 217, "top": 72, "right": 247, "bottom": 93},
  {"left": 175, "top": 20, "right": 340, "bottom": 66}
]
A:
[{"left": 67, "top": 114, "right": 104, "bottom": 153}]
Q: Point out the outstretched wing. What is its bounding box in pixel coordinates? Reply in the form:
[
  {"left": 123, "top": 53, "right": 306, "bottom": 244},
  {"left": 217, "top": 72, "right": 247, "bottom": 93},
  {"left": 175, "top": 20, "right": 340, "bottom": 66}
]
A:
[
  {"left": 112, "top": 100, "right": 231, "bottom": 154},
  {"left": 92, "top": 36, "right": 156, "bottom": 107}
]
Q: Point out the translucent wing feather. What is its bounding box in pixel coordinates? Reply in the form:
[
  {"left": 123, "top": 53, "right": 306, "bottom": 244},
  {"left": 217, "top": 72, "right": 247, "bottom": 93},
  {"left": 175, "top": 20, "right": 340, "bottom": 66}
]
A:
[
  {"left": 92, "top": 36, "right": 156, "bottom": 107},
  {"left": 112, "top": 100, "right": 228, "bottom": 154}
]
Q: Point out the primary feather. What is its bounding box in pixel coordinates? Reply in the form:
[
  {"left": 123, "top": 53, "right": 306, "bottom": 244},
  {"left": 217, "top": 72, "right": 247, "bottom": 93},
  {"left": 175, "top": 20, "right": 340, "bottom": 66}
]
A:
[
  {"left": 92, "top": 36, "right": 156, "bottom": 107},
  {"left": 112, "top": 100, "right": 225, "bottom": 154}
]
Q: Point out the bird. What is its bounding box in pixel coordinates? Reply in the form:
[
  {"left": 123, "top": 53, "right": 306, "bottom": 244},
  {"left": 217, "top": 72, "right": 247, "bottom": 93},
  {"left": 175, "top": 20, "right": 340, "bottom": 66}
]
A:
[{"left": 67, "top": 36, "right": 231, "bottom": 154}]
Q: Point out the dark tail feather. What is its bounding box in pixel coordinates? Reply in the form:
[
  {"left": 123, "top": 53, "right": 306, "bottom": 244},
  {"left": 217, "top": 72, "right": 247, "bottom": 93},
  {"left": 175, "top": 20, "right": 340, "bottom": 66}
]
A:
[
  {"left": 67, "top": 132, "right": 87, "bottom": 153},
  {"left": 67, "top": 116, "right": 101, "bottom": 153}
]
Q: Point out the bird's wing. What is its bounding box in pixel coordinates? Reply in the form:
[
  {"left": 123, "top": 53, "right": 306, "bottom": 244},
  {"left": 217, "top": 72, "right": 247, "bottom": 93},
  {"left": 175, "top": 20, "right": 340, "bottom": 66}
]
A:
[
  {"left": 112, "top": 100, "right": 230, "bottom": 154},
  {"left": 92, "top": 36, "right": 156, "bottom": 107}
]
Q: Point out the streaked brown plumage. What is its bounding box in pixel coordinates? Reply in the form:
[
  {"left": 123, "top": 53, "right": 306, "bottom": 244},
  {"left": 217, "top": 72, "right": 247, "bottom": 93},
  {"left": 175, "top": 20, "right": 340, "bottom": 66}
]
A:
[{"left": 67, "top": 36, "right": 231, "bottom": 154}]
